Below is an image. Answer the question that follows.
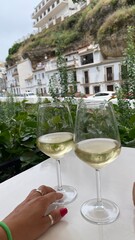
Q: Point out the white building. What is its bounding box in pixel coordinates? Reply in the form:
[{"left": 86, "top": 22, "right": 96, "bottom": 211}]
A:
[
  {"left": 6, "top": 59, "right": 33, "bottom": 95},
  {"left": 6, "top": 64, "right": 20, "bottom": 96},
  {"left": 42, "top": 44, "right": 122, "bottom": 96},
  {"left": 0, "top": 62, "right": 6, "bottom": 95},
  {"left": 76, "top": 44, "right": 122, "bottom": 95},
  {"left": 17, "top": 59, "right": 34, "bottom": 94},
  {"left": 32, "top": 0, "right": 90, "bottom": 31},
  {"left": 33, "top": 62, "right": 48, "bottom": 95},
  {"left": 5, "top": 44, "right": 122, "bottom": 97}
]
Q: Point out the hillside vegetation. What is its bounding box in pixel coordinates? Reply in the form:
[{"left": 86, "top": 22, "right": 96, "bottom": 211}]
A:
[{"left": 6, "top": 0, "right": 135, "bottom": 68}]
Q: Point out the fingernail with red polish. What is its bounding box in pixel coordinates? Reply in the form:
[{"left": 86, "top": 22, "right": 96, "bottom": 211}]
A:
[{"left": 60, "top": 208, "right": 68, "bottom": 217}]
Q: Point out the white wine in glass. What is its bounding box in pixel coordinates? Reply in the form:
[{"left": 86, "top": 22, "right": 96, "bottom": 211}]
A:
[
  {"left": 37, "top": 102, "right": 77, "bottom": 205},
  {"left": 74, "top": 100, "right": 121, "bottom": 224}
]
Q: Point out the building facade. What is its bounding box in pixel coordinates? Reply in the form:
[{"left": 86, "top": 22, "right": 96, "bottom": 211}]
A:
[
  {"left": 0, "top": 62, "right": 6, "bottom": 96},
  {"left": 32, "top": 0, "right": 90, "bottom": 31},
  {"left": 6, "top": 59, "right": 34, "bottom": 95},
  {"left": 76, "top": 44, "right": 122, "bottom": 95},
  {"left": 5, "top": 44, "right": 122, "bottom": 97}
]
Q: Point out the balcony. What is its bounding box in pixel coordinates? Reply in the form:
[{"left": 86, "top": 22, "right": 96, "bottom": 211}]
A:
[
  {"left": 12, "top": 70, "right": 18, "bottom": 77},
  {"left": 66, "top": 59, "right": 78, "bottom": 68},
  {"left": 25, "top": 75, "right": 33, "bottom": 81},
  {"left": 36, "top": 63, "right": 45, "bottom": 70},
  {"left": 14, "top": 81, "right": 20, "bottom": 87},
  {"left": 80, "top": 83, "right": 90, "bottom": 86},
  {"left": 33, "top": 0, "right": 68, "bottom": 28},
  {"left": 32, "top": 0, "right": 56, "bottom": 19},
  {"left": 37, "top": 79, "right": 42, "bottom": 85},
  {"left": 45, "top": 60, "right": 57, "bottom": 72}
]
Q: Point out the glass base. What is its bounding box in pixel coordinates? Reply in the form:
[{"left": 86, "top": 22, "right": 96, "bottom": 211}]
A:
[
  {"left": 81, "top": 198, "right": 120, "bottom": 224},
  {"left": 53, "top": 185, "right": 77, "bottom": 206}
]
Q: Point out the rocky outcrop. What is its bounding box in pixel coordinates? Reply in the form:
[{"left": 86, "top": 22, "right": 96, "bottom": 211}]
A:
[{"left": 6, "top": 0, "right": 135, "bottom": 67}]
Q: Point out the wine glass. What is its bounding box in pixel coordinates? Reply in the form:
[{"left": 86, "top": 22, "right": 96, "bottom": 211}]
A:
[
  {"left": 74, "top": 100, "right": 121, "bottom": 224},
  {"left": 37, "top": 102, "right": 77, "bottom": 205}
]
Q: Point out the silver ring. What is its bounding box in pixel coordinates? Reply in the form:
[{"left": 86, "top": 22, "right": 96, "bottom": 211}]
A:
[
  {"left": 36, "top": 189, "right": 43, "bottom": 196},
  {"left": 48, "top": 214, "right": 54, "bottom": 226}
]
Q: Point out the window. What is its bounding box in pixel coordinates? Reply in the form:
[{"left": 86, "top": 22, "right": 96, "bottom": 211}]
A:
[
  {"left": 107, "top": 85, "right": 114, "bottom": 91},
  {"left": 69, "top": 86, "right": 74, "bottom": 93},
  {"left": 35, "top": 75, "right": 37, "bottom": 80},
  {"left": 95, "top": 93, "right": 109, "bottom": 97},
  {"left": 52, "top": 3, "right": 55, "bottom": 8},
  {"left": 48, "top": 7, "right": 50, "bottom": 12},
  {"left": 94, "top": 86, "right": 100, "bottom": 93},
  {"left": 81, "top": 53, "right": 93, "bottom": 65},
  {"left": 44, "top": 88, "right": 46, "bottom": 94},
  {"left": 73, "top": 71, "right": 77, "bottom": 82},
  {"left": 41, "top": 88, "right": 43, "bottom": 96},
  {"left": 121, "top": 64, "right": 128, "bottom": 80},
  {"left": 42, "top": 73, "right": 44, "bottom": 78},
  {"left": 84, "top": 71, "right": 89, "bottom": 84},
  {"left": 85, "top": 87, "right": 89, "bottom": 94},
  {"left": 106, "top": 67, "right": 113, "bottom": 81}
]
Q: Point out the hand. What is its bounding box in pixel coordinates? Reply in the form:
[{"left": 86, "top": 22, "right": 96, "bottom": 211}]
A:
[{"left": 2, "top": 185, "right": 68, "bottom": 240}]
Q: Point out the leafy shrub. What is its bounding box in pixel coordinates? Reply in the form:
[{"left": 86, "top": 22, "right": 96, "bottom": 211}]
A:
[
  {"left": 8, "top": 43, "right": 22, "bottom": 55},
  {"left": 0, "top": 99, "right": 46, "bottom": 172},
  {"left": 113, "top": 99, "right": 135, "bottom": 147},
  {"left": 97, "top": 6, "right": 135, "bottom": 42}
]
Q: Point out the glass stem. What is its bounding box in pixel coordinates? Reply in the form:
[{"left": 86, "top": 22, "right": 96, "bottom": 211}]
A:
[
  {"left": 95, "top": 169, "right": 102, "bottom": 206},
  {"left": 56, "top": 159, "right": 63, "bottom": 191}
]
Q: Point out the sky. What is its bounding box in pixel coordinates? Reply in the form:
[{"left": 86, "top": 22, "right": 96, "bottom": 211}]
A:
[{"left": 0, "top": 0, "right": 40, "bottom": 62}]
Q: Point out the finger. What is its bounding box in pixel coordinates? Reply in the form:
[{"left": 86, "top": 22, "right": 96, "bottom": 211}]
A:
[
  {"left": 38, "top": 185, "right": 56, "bottom": 194},
  {"left": 42, "top": 192, "right": 63, "bottom": 207},
  {"left": 35, "top": 185, "right": 56, "bottom": 197},
  {"left": 25, "top": 185, "right": 56, "bottom": 201},
  {"left": 45, "top": 208, "right": 68, "bottom": 229}
]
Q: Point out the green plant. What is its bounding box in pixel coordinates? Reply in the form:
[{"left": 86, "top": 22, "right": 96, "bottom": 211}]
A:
[
  {"left": 49, "top": 40, "right": 77, "bottom": 99},
  {"left": 0, "top": 99, "right": 46, "bottom": 170},
  {"left": 97, "top": 6, "right": 135, "bottom": 42},
  {"left": 113, "top": 26, "right": 135, "bottom": 147},
  {"left": 113, "top": 101, "right": 135, "bottom": 147},
  {"left": 121, "top": 26, "right": 135, "bottom": 99},
  {"left": 8, "top": 43, "right": 22, "bottom": 55}
]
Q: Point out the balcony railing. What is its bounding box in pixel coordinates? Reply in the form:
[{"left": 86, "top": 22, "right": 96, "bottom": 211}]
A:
[
  {"left": 12, "top": 70, "right": 18, "bottom": 77},
  {"left": 37, "top": 79, "right": 42, "bottom": 85},
  {"left": 33, "top": 0, "right": 68, "bottom": 28}
]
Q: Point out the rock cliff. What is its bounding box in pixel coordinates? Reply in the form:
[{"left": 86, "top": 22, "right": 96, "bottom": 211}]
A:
[{"left": 6, "top": 0, "right": 135, "bottom": 68}]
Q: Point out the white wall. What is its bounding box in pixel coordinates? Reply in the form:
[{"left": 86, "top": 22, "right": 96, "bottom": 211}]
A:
[
  {"left": 17, "top": 59, "right": 33, "bottom": 93},
  {"left": 5, "top": 45, "right": 122, "bottom": 97},
  {"left": 76, "top": 58, "right": 122, "bottom": 95}
]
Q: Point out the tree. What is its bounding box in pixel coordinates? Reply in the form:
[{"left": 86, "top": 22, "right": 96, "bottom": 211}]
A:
[
  {"left": 121, "top": 26, "right": 135, "bottom": 99},
  {"left": 114, "top": 26, "right": 135, "bottom": 148},
  {"left": 55, "top": 42, "right": 68, "bottom": 97},
  {"left": 49, "top": 39, "right": 77, "bottom": 99}
]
